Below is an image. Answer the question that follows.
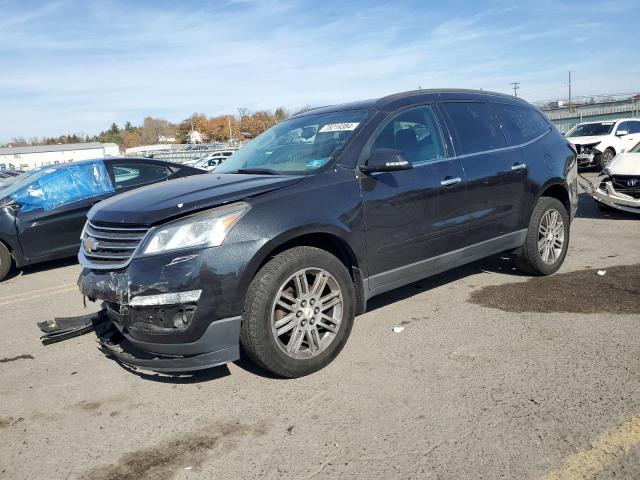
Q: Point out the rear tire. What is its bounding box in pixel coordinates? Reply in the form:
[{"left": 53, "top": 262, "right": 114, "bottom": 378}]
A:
[
  {"left": 0, "top": 242, "right": 12, "bottom": 281},
  {"left": 240, "top": 246, "right": 355, "bottom": 378},
  {"left": 514, "top": 197, "right": 569, "bottom": 276}
]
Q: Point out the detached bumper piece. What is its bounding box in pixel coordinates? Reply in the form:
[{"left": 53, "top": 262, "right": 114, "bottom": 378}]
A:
[{"left": 38, "top": 311, "right": 108, "bottom": 345}]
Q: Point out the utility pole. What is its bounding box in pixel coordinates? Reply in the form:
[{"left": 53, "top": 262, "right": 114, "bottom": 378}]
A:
[
  {"left": 510, "top": 82, "right": 520, "bottom": 97},
  {"left": 568, "top": 71, "right": 572, "bottom": 110},
  {"left": 227, "top": 116, "right": 233, "bottom": 144}
]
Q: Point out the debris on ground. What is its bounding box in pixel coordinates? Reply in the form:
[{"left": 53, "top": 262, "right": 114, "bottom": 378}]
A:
[
  {"left": 597, "top": 270, "right": 607, "bottom": 276},
  {"left": 392, "top": 326, "right": 405, "bottom": 333}
]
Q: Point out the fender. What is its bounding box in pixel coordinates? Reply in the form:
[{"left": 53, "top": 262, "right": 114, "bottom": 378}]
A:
[
  {"left": 238, "top": 223, "right": 365, "bottom": 292},
  {"left": 0, "top": 206, "right": 27, "bottom": 267}
]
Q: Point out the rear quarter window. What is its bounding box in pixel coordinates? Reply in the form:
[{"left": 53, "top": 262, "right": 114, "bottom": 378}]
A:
[
  {"left": 490, "top": 103, "right": 550, "bottom": 145},
  {"left": 440, "top": 102, "right": 506, "bottom": 156}
]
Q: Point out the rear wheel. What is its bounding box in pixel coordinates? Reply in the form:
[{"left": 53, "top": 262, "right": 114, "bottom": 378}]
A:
[
  {"left": 240, "top": 246, "right": 355, "bottom": 378},
  {"left": 0, "top": 242, "right": 12, "bottom": 281},
  {"left": 514, "top": 197, "right": 569, "bottom": 276}
]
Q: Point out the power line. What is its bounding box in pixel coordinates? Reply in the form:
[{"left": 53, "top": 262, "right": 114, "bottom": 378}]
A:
[{"left": 510, "top": 82, "right": 520, "bottom": 98}]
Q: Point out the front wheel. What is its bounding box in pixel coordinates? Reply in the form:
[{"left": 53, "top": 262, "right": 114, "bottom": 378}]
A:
[
  {"left": 240, "top": 246, "right": 355, "bottom": 378},
  {"left": 599, "top": 148, "right": 615, "bottom": 169},
  {"left": 0, "top": 242, "right": 12, "bottom": 281},
  {"left": 514, "top": 197, "right": 570, "bottom": 276}
]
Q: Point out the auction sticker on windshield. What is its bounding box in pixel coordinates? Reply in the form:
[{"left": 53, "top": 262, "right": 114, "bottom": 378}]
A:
[{"left": 319, "top": 123, "right": 359, "bottom": 132}]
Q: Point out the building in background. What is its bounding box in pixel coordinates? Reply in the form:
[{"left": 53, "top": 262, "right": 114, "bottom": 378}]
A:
[{"left": 0, "top": 143, "right": 120, "bottom": 170}]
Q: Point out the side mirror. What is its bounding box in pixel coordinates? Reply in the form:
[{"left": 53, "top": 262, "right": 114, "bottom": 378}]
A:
[
  {"left": 359, "top": 148, "right": 413, "bottom": 174},
  {"left": 616, "top": 130, "right": 629, "bottom": 137}
]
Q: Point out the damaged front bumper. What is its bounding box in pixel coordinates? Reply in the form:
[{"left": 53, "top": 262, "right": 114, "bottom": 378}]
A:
[
  {"left": 593, "top": 181, "right": 640, "bottom": 214},
  {"left": 76, "top": 243, "right": 260, "bottom": 372}
]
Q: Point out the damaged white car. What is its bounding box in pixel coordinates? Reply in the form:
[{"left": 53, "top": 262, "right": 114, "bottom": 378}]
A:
[
  {"left": 592, "top": 139, "right": 640, "bottom": 214},
  {"left": 566, "top": 119, "right": 640, "bottom": 169}
]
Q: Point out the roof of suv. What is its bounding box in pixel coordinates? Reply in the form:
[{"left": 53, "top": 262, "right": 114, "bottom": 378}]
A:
[{"left": 292, "top": 89, "right": 531, "bottom": 117}]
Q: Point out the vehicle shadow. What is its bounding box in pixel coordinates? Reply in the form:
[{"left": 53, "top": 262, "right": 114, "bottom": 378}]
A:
[
  {"left": 6, "top": 257, "right": 78, "bottom": 281},
  {"left": 576, "top": 192, "right": 639, "bottom": 220}
]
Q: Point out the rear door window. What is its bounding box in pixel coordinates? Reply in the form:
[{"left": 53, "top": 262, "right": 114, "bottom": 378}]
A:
[
  {"left": 440, "top": 102, "right": 506, "bottom": 155},
  {"left": 110, "top": 163, "right": 170, "bottom": 189},
  {"left": 490, "top": 103, "right": 550, "bottom": 145}
]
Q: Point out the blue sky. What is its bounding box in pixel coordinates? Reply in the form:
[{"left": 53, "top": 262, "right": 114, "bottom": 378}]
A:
[{"left": 1, "top": 0, "right": 639, "bottom": 143}]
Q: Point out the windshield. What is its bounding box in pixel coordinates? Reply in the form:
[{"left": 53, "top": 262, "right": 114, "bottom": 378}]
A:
[
  {"left": 216, "top": 109, "right": 369, "bottom": 174},
  {"left": 566, "top": 122, "right": 615, "bottom": 137}
]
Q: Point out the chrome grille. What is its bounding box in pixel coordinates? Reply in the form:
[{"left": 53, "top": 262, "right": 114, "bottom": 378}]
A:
[
  {"left": 611, "top": 176, "right": 640, "bottom": 199},
  {"left": 82, "top": 221, "right": 149, "bottom": 268}
]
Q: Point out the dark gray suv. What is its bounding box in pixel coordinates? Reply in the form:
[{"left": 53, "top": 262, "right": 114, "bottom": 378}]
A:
[{"left": 77, "top": 89, "right": 578, "bottom": 378}]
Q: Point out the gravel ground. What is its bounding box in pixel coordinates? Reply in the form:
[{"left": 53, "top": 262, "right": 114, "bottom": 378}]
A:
[{"left": 1, "top": 173, "right": 639, "bottom": 480}]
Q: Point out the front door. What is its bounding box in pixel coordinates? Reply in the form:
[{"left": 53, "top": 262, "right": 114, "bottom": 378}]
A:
[{"left": 358, "top": 105, "right": 467, "bottom": 293}]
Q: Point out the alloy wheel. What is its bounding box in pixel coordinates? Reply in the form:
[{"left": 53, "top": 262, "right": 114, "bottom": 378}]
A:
[
  {"left": 270, "top": 267, "right": 343, "bottom": 359},
  {"left": 537, "top": 208, "right": 565, "bottom": 265}
]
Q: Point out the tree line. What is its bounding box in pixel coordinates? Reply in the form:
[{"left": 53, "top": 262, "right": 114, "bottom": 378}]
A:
[{"left": 3, "top": 107, "right": 292, "bottom": 149}]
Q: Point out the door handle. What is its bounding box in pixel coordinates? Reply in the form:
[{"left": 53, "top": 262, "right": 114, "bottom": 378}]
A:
[
  {"left": 440, "top": 177, "right": 462, "bottom": 186},
  {"left": 511, "top": 163, "right": 527, "bottom": 171}
]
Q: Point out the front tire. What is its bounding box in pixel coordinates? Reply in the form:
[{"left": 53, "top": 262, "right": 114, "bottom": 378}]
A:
[
  {"left": 514, "top": 197, "right": 569, "bottom": 276},
  {"left": 599, "top": 148, "right": 615, "bottom": 169},
  {"left": 240, "top": 246, "right": 355, "bottom": 378},
  {"left": 0, "top": 242, "right": 12, "bottom": 281}
]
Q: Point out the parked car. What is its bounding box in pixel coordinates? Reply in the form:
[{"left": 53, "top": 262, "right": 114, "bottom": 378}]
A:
[
  {"left": 566, "top": 118, "right": 640, "bottom": 169},
  {"left": 193, "top": 157, "right": 224, "bottom": 171},
  {"left": 0, "top": 158, "right": 204, "bottom": 280},
  {"left": 78, "top": 89, "right": 577, "bottom": 377},
  {"left": 593, "top": 131, "right": 640, "bottom": 160},
  {"left": 591, "top": 139, "right": 640, "bottom": 214}
]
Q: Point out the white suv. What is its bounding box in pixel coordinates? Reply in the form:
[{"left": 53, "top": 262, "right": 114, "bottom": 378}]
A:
[{"left": 566, "top": 118, "right": 640, "bottom": 168}]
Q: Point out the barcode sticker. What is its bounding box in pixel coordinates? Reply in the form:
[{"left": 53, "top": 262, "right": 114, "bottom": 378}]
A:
[{"left": 319, "top": 123, "right": 360, "bottom": 133}]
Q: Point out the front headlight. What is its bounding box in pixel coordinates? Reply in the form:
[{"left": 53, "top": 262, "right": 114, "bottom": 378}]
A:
[{"left": 142, "top": 202, "right": 249, "bottom": 255}]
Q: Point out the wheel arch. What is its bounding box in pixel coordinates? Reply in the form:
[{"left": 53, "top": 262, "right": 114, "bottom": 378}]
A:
[
  {"left": 538, "top": 181, "right": 571, "bottom": 215},
  {"left": 241, "top": 227, "right": 367, "bottom": 315}
]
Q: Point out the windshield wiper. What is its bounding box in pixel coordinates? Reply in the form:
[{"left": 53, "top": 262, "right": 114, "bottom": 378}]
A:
[{"left": 231, "top": 168, "right": 278, "bottom": 175}]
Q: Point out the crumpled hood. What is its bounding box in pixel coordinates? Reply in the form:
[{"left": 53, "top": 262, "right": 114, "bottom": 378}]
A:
[
  {"left": 567, "top": 135, "right": 602, "bottom": 146},
  {"left": 606, "top": 153, "right": 640, "bottom": 176},
  {"left": 89, "top": 173, "right": 304, "bottom": 225}
]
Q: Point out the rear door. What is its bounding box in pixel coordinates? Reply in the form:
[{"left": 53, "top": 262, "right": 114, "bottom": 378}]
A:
[
  {"left": 15, "top": 162, "right": 115, "bottom": 260},
  {"left": 359, "top": 104, "right": 467, "bottom": 289},
  {"left": 439, "top": 101, "right": 528, "bottom": 245}
]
